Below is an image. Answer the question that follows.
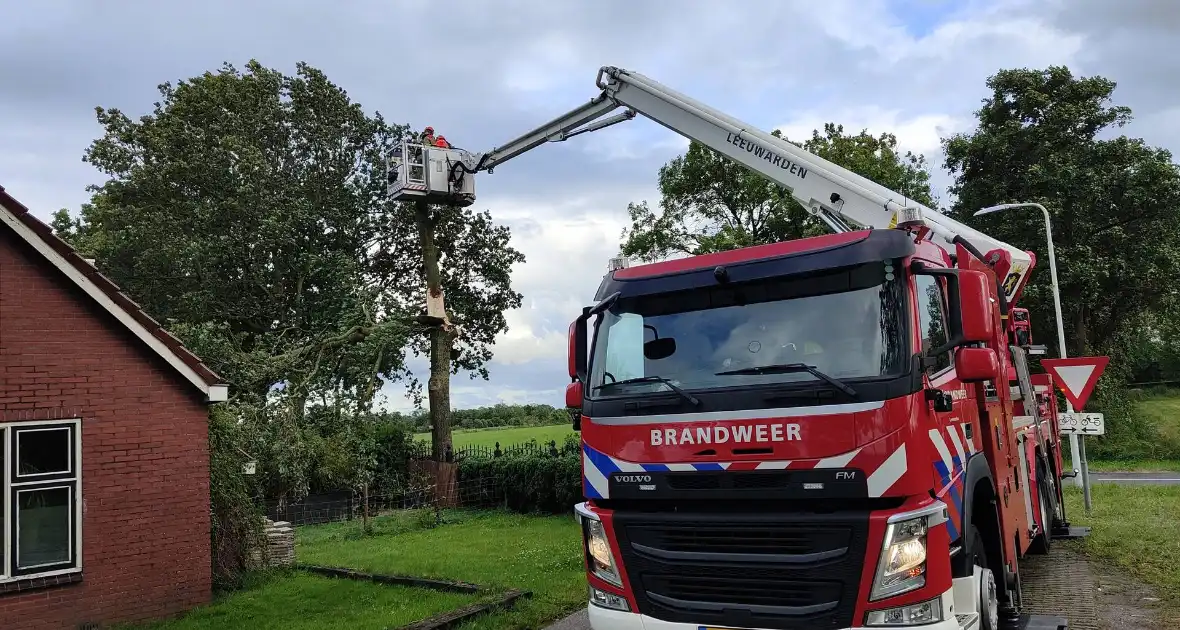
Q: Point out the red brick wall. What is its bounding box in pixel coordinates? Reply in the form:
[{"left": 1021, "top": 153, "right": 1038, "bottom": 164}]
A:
[{"left": 0, "top": 228, "right": 212, "bottom": 629}]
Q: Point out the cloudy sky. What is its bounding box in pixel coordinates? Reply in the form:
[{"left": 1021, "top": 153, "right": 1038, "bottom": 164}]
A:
[{"left": 2, "top": 0, "right": 1177, "bottom": 411}]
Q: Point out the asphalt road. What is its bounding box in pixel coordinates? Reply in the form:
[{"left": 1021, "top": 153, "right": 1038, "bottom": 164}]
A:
[{"left": 1089, "top": 471, "right": 1180, "bottom": 485}]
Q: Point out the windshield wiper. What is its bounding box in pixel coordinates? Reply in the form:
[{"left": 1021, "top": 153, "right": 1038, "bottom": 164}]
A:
[
  {"left": 715, "top": 363, "right": 858, "bottom": 397},
  {"left": 593, "top": 376, "right": 701, "bottom": 407}
]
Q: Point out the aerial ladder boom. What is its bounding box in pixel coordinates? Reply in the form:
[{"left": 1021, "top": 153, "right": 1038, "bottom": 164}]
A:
[{"left": 388, "top": 66, "right": 1035, "bottom": 304}]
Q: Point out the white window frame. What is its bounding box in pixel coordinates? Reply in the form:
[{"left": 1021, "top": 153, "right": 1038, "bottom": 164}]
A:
[{"left": 0, "top": 418, "right": 82, "bottom": 583}]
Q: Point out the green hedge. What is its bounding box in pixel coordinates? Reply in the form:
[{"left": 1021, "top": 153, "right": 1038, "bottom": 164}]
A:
[
  {"left": 457, "top": 436, "right": 583, "bottom": 514},
  {"left": 209, "top": 405, "right": 262, "bottom": 591}
]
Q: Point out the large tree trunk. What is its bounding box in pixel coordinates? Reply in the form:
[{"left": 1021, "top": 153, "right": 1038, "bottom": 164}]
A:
[
  {"left": 415, "top": 201, "right": 455, "bottom": 463},
  {"left": 1073, "top": 304, "right": 1090, "bottom": 357}
]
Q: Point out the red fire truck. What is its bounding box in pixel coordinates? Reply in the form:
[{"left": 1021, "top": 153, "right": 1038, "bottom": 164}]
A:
[{"left": 387, "top": 67, "right": 1075, "bottom": 630}]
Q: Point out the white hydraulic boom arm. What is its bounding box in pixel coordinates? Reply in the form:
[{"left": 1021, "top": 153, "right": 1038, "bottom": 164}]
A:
[{"left": 445, "top": 66, "right": 1035, "bottom": 303}]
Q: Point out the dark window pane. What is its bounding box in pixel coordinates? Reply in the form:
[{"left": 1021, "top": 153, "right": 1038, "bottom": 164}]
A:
[
  {"left": 17, "top": 487, "right": 72, "bottom": 569},
  {"left": 17, "top": 428, "right": 70, "bottom": 477},
  {"left": 915, "top": 276, "right": 952, "bottom": 374}
]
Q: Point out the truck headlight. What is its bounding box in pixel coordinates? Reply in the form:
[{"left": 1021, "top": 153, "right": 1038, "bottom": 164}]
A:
[
  {"left": 581, "top": 514, "right": 622, "bottom": 587},
  {"left": 870, "top": 516, "right": 928, "bottom": 600}
]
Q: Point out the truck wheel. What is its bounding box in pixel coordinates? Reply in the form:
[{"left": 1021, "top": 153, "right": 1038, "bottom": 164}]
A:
[
  {"left": 969, "top": 529, "right": 1000, "bottom": 630},
  {"left": 1028, "top": 459, "right": 1055, "bottom": 554}
]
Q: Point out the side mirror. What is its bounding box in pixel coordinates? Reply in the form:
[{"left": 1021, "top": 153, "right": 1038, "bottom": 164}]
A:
[
  {"left": 568, "top": 292, "right": 617, "bottom": 384},
  {"left": 957, "top": 270, "right": 994, "bottom": 343},
  {"left": 644, "top": 337, "right": 677, "bottom": 361},
  {"left": 567, "top": 320, "right": 580, "bottom": 379},
  {"left": 565, "top": 381, "right": 584, "bottom": 408},
  {"left": 569, "top": 312, "right": 589, "bottom": 383},
  {"left": 955, "top": 346, "right": 998, "bottom": 382}
]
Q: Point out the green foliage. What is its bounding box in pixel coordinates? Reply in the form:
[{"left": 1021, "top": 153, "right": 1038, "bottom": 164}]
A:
[
  {"left": 1117, "top": 296, "right": 1180, "bottom": 383},
  {"left": 208, "top": 404, "right": 262, "bottom": 591},
  {"left": 59, "top": 56, "right": 524, "bottom": 408},
  {"left": 395, "top": 403, "right": 572, "bottom": 432},
  {"left": 371, "top": 203, "right": 525, "bottom": 383},
  {"left": 370, "top": 419, "right": 416, "bottom": 497},
  {"left": 457, "top": 436, "right": 582, "bottom": 514},
  {"left": 237, "top": 402, "right": 416, "bottom": 501},
  {"left": 56, "top": 59, "right": 525, "bottom": 507},
  {"left": 70, "top": 59, "right": 413, "bottom": 403},
  {"left": 621, "top": 124, "right": 936, "bottom": 261},
  {"left": 943, "top": 66, "right": 1180, "bottom": 358},
  {"left": 1085, "top": 380, "right": 1180, "bottom": 462}
]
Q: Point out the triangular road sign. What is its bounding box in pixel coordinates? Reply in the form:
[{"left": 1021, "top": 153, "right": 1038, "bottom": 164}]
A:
[{"left": 1040, "top": 356, "right": 1110, "bottom": 411}]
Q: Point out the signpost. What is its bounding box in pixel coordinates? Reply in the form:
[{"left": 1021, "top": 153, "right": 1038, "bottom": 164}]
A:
[
  {"left": 1057, "top": 412, "right": 1105, "bottom": 436},
  {"left": 1041, "top": 356, "right": 1109, "bottom": 513}
]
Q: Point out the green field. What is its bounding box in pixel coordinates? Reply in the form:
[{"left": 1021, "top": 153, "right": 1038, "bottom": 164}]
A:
[
  {"left": 137, "top": 510, "right": 585, "bottom": 630},
  {"left": 297, "top": 509, "right": 586, "bottom": 629},
  {"left": 129, "top": 572, "right": 478, "bottom": 630},
  {"left": 415, "top": 424, "right": 577, "bottom": 449},
  {"left": 1136, "top": 392, "right": 1180, "bottom": 449}
]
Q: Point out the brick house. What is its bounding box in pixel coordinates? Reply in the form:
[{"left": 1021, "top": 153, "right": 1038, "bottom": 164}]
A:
[{"left": 0, "top": 185, "right": 228, "bottom": 629}]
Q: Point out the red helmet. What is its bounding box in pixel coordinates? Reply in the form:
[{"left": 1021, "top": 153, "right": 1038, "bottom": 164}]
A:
[{"left": 424, "top": 126, "right": 434, "bottom": 133}]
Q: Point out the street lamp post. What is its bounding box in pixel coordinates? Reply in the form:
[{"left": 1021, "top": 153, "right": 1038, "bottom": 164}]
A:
[{"left": 974, "top": 203, "right": 1092, "bottom": 511}]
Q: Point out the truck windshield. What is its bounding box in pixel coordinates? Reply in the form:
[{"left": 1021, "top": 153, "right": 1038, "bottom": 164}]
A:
[{"left": 588, "top": 260, "right": 907, "bottom": 395}]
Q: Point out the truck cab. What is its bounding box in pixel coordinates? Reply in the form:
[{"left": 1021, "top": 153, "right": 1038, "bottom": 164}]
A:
[{"left": 566, "top": 228, "right": 1060, "bottom": 630}]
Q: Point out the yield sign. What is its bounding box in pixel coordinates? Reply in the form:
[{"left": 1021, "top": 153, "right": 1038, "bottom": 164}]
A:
[{"left": 1040, "top": 356, "right": 1110, "bottom": 411}]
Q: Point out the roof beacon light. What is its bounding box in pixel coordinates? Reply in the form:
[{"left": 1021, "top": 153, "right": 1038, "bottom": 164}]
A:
[
  {"left": 894, "top": 205, "right": 926, "bottom": 231},
  {"left": 607, "top": 256, "right": 631, "bottom": 272}
]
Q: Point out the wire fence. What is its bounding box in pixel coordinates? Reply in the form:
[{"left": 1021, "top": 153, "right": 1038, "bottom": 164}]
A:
[
  {"left": 406, "top": 438, "right": 574, "bottom": 463},
  {"left": 264, "top": 473, "right": 528, "bottom": 527},
  {"left": 264, "top": 437, "right": 582, "bottom": 528}
]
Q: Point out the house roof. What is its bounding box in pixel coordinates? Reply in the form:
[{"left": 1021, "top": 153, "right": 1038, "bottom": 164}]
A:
[{"left": 0, "top": 185, "right": 228, "bottom": 403}]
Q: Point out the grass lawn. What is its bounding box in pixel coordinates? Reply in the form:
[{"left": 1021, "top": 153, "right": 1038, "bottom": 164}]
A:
[
  {"left": 297, "top": 509, "right": 586, "bottom": 630},
  {"left": 414, "top": 424, "right": 577, "bottom": 449},
  {"left": 130, "top": 572, "right": 478, "bottom": 630},
  {"left": 1136, "top": 392, "right": 1180, "bottom": 448},
  {"left": 1062, "top": 485, "right": 1180, "bottom": 618},
  {"left": 1084, "top": 391, "right": 1180, "bottom": 471}
]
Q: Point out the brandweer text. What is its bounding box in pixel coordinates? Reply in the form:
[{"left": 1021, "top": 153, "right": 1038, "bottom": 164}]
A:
[
  {"left": 726, "top": 133, "right": 809, "bottom": 179},
  {"left": 650, "top": 423, "right": 802, "bottom": 446}
]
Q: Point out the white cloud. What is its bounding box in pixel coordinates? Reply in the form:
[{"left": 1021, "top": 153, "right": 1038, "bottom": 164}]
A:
[
  {"left": 483, "top": 194, "right": 638, "bottom": 366},
  {"left": 492, "top": 308, "right": 569, "bottom": 366}
]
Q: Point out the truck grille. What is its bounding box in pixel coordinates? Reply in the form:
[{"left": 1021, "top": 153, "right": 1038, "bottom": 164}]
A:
[{"left": 613, "top": 511, "right": 870, "bottom": 630}]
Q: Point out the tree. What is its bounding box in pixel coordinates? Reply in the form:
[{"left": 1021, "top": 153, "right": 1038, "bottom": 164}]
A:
[
  {"left": 368, "top": 200, "right": 524, "bottom": 460},
  {"left": 59, "top": 59, "right": 523, "bottom": 495},
  {"left": 621, "top": 124, "right": 937, "bottom": 261},
  {"left": 66, "top": 60, "right": 407, "bottom": 405},
  {"left": 943, "top": 66, "right": 1180, "bottom": 357}
]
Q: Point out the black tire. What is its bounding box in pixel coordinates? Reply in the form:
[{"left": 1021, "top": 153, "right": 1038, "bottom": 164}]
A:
[
  {"left": 1040, "top": 457, "right": 1061, "bottom": 527},
  {"left": 1028, "top": 459, "right": 1055, "bottom": 555},
  {"left": 967, "top": 527, "right": 988, "bottom": 570},
  {"left": 969, "top": 528, "right": 1000, "bottom": 630}
]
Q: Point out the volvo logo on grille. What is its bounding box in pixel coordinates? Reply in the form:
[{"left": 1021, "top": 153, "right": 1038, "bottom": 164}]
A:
[{"left": 615, "top": 474, "right": 652, "bottom": 484}]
